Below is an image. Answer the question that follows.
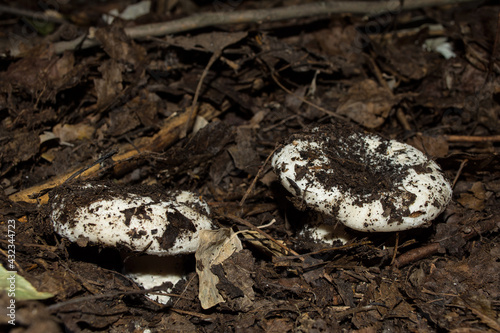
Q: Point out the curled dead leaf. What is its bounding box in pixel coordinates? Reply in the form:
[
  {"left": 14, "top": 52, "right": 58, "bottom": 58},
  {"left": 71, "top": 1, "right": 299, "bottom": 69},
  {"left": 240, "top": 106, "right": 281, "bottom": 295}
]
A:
[
  {"left": 336, "top": 79, "right": 399, "bottom": 128},
  {"left": 195, "top": 228, "right": 243, "bottom": 309}
]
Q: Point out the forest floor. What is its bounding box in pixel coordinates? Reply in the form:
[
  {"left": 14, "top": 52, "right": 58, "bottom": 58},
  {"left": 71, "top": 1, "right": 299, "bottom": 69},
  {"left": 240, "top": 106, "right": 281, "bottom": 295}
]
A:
[{"left": 0, "top": 0, "right": 499, "bottom": 332}]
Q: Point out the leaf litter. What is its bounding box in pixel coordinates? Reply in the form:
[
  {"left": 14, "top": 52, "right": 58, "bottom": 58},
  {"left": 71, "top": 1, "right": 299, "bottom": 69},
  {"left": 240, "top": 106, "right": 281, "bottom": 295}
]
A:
[{"left": 0, "top": 1, "right": 499, "bottom": 332}]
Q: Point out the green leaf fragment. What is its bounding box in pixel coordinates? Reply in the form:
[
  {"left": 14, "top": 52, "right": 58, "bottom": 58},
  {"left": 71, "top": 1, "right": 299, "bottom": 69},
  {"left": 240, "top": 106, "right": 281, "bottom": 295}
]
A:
[{"left": 0, "top": 265, "right": 54, "bottom": 300}]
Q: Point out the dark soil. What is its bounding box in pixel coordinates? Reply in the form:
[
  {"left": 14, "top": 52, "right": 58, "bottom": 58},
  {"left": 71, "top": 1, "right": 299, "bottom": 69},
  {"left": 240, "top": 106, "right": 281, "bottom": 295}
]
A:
[{"left": 0, "top": 1, "right": 499, "bottom": 332}]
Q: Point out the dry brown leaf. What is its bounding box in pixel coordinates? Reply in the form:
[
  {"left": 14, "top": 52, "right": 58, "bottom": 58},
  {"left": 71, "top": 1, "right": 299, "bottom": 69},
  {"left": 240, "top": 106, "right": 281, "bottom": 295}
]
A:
[
  {"left": 195, "top": 228, "right": 243, "bottom": 309},
  {"left": 457, "top": 182, "right": 487, "bottom": 211},
  {"left": 407, "top": 134, "right": 449, "bottom": 158},
  {"left": 2, "top": 131, "right": 40, "bottom": 176},
  {"left": 94, "top": 26, "right": 147, "bottom": 66},
  {"left": 336, "top": 79, "right": 398, "bottom": 128},
  {"left": 53, "top": 123, "right": 96, "bottom": 143},
  {"left": 3, "top": 46, "right": 76, "bottom": 101},
  {"left": 227, "top": 127, "right": 260, "bottom": 175},
  {"left": 94, "top": 60, "right": 124, "bottom": 109}
]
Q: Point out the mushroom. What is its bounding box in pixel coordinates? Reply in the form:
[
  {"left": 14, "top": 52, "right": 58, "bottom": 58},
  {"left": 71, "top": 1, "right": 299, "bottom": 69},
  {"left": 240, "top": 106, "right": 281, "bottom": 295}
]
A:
[
  {"left": 272, "top": 122, "right": 452, "bottom": 232},
  {"left": 300, "top": 223, "right": 354, "bottom": 246},
  {"left": 49, "top": 182, "right": 215, "bottom": 304}
]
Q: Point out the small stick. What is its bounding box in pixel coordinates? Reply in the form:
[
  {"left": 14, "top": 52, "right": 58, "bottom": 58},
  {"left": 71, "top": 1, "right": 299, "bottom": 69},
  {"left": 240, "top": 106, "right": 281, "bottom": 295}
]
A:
[
  {"left": 393, "top": 242, "right": 440, "bottom": 268},
  {"left": 0, "top": 247, "right": 24, "bottom": 274},
  {"left": 181, "top": 49, "right": 222, "bottom": 138},
  {"left": 271, "top": 72, "right": 344, "bottom": 119},
  {"left": 0, "top": 239, "right": 58, "bottom": 251},
  {"left": 334, "top": 304, "right": 388, "bottom": 320},
  {"left": 63, "top": 150, "right": 117, "bottom": 184},
  {"left": 389, "top": 232, "right": 399, "bottom": 265},
  {"left": 444, "top": 135, "right": 500, "bottom": 142},
  {"left": 240, "top": 146, "right": 279, "bottom": 206},
  {"left": 192, "top": 50, "right": 221, "bottom": 108},
  {"left": 51, "top": 0, "right": 477, "bottom": 54},
  {"left": 46, "top": 288, "right": 185, "bottom": 312},
  {"left": 169, "top": 308, "right": 215, "bottom": 322},
  {"left": 396, "top": 108, "right": 412, "bottom": 131},
  {"left": 225, "top": 213, "right": 301, "bottom": 258},
  {"left": 9, "top": 110, "right": 195, "bottom": 204},
  {"left": 487, "top": 11, "right": 500, "bottom": 78},
  {"left": 452, "top": 159, "right": 468, "bottom": 189},
  {"left": 394, "top": 217, "right": 498, "bottom": 268},
  {"left": 0, "top": 4, "right": 66, "bottom": 24},
  {"left": 172, "top": 274, "right": 196, "bottom": 308},
  {"left": 273, "top": 240, "right": 372, "bottom": 261},
  {"left": 364, "top": 53, "right": 393, "bottom": 93}
]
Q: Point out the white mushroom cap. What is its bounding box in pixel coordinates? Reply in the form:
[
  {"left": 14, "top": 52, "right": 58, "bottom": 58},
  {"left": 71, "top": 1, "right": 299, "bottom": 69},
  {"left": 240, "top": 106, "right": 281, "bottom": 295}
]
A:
[
  {"left": 300, "top": 223, "right": 354, "bottom": 245},
  {"left": 272, "top": 124, "right": 452, "bottom": 232},
  {"left": 50, "top": 184, "right": 214, "bottom": 255}
]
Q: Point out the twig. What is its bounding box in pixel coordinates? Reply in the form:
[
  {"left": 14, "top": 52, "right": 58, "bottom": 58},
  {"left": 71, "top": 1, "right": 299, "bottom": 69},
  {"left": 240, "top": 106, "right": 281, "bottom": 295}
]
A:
[
  {"left": 271, "top": 72, "right": 345, "bottom": 119},
  {"left": 63, "top": 150, "right": 117, "bottom": 184},
  {"left": 181, "top": 49, "right": 222, "bottom": 138},
  {"left": 225, "top": 213, "right": 301, "bottom": 258},
  {"left": 389, "top": 232, "right": 399, "bottom": 265},
  {"left": 240, "top": 146, "right": 279, "bottom": 206},
  {"left": 487, "top": 10, "right": 500, "bottom": 78},
  {"left": 0, "top": 239, "right": 58, "bottom": 251},
  {"left": 393, "top": 217, "right": 498, "bottom": 268},
  {"left": 393, "top": 242, "right": 441, "bottom": 268},
  {"left": 52, "top": 0, "right": 477, "bottom": 54},
  {"left": 172, "top": 274, "right": 196, "bottom": 308},
  {"left": 467, "top": 305, "right": 500, "bottom": 332},
  {"left": 444, "top": 135, "right": 500, "bottom": 142},
  {"left": 452, "top": 158, "right": 468, "bottom": 189},
  {"left": 192, "top": 50, "right": 221, "bottom": 109},
  {"left": 0, "top": 247, "right": 24, "bottom": 274},
  {"left": 262, "top": 115, "right": 298, "bottom": 132},
  {"left": 364, "top": 53, "right": 394, "bottom": 93},
  {"left": 46, "top": 288, "right": 187, "bottom": 312},
  {"left": 9, "top": 109, "right": 196, "bottom": 204},
  {"left": 0, "top": 4, "right": 66, "bottom": 24},
  {"left": 334, "top": 304, "right": 387, "bottom": 320},
  {"left": 169, "top": 308, "right": 215, "bottom": 322},
  {"left": 396, "top": 108, "right": 412, "bottom": 131},
  {"left": 274, "top": 240, "right": 372, "bottom": 261}
]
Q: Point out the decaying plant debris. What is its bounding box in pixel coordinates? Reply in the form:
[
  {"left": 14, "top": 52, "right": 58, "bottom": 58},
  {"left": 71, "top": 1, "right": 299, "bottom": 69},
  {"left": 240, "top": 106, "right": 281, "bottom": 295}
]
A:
[{"left": 0, "top": 1, "right": 499, "bottom": 332}]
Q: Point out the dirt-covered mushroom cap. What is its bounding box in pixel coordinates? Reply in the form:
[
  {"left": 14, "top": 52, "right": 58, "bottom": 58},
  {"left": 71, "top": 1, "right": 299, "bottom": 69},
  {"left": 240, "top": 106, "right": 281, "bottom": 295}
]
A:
[
  {"left": 271, "top": 123, "right": 452, "bottom": 232},
  {"left": 49, "top": 183, "right": 214, "bottom": 255}
]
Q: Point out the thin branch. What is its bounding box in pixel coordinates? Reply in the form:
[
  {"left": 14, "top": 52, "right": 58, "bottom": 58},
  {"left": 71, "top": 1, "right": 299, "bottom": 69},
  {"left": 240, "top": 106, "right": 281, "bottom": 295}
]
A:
[
  {"left": 53, "top": 0, "right": 477, "bottom": 54},
  {"left": 181, "top": 49, "right": 222, "bottom": 138},
  {"left": 9, "top": 110, "right": 196, "bottom": 204},
  {"left": 63, "top": 150, "right": 117, "bottom": 185},
  {"left": 225, "top": 213, "right": 301, "bottom": 258},
  {"left": 393, "top": 217, "right": 498, "bottom": 268},
  {"left": 444, "top": 135, "right": 500, "bottom": 142},
  {"left": 452, "top": 158, "right": 468, "bottom": 189},
  {"left": 46, "top": 288, "right": 188, "bottom": 312},
  {"left": 0, "top": 4, "right": 66, "bottom": 24},
  {"left": 169, "top": 308, "right": 215, "bottom": 322},
  {"left": 240, "top": 145, "right": 279, "bottom": 206},
  {"left": 271, "top": 72, "right": 345, "bottom": 119},
  {"left": 389, "top": 232, "right": 399, "bottom": 265},
  {"left": 273, "top": 240, "right": 372, "bottom": 261}
]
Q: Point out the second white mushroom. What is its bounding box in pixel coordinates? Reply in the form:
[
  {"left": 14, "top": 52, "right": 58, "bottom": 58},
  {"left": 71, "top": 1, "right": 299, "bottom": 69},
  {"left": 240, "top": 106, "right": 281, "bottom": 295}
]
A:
[
  {"left": 49, "top": 183, "right": 215, "bottom": 304},
  {"left": 272, "top": 122, "right": 452, "bottom": 233}
]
